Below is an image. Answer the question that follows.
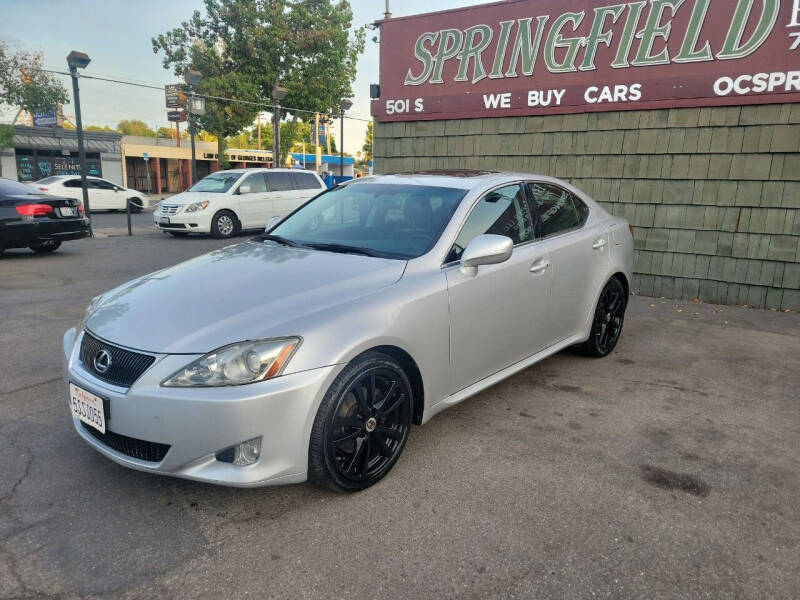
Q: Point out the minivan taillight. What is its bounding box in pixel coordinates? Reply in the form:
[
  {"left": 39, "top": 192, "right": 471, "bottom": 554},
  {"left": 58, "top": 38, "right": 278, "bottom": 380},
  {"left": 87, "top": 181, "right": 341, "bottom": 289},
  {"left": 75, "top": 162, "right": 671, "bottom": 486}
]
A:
[
  {"left": 15, "top": 203, "right": 54, "bottom": 217},
  {"left": 629, "top": 225, "right": 635, "bottom": 238}
]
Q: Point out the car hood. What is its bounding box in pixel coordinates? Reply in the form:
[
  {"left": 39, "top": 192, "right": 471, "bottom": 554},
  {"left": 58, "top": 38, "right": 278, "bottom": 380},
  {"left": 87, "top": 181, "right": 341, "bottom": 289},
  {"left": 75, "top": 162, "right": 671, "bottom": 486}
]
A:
[
  {"left": 85, "top": 241, "right": 406, "bottom": 354},
  {"left": 161, "top": 191, "right": 225, "bottom": 205}
]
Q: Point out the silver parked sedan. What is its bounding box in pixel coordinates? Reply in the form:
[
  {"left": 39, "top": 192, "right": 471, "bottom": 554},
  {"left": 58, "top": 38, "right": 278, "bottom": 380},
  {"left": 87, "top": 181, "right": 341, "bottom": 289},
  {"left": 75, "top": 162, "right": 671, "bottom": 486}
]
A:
[{"left": 63, "top": 171, "right": 633, "bottom": 491}]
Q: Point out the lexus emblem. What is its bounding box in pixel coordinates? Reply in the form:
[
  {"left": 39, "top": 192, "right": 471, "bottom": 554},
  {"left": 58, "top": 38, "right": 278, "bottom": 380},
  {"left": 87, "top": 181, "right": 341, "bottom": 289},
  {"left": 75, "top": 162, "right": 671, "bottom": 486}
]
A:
[{"left": 93, "top": 349, "right": 112, "bottom": 374}]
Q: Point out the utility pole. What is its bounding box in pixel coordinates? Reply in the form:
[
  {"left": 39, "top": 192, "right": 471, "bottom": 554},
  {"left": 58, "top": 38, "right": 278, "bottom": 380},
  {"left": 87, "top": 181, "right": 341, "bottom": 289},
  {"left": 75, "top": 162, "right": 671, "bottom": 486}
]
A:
[
  {"left": 314, "top": 112, "right": 322, "bottom": 174},
  {"left": 272, "top": 83, "right": 288, "bottom": 168},
  {"left": 66, "top": 51, "right": 92, "bottom": 236},
  {"left": 384, "top": 0, "right": 391, "bottom": 19},
  {"left": 257, "top": 113, "right": 262, "bottom": 150},
  {"left": 339, "top": 99, "right": 353, "bottom": 181},
  {"left": 185, "top": 69, "right": 204, "bottom": 185}
]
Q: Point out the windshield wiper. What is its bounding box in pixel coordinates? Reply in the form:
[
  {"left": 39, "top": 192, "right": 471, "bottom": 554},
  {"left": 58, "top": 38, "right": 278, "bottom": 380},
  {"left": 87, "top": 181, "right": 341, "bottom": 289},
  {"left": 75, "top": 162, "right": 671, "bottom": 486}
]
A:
[
  {"left": 261, "top": 234, "right": 304, "bottom": 248},
  {"left": 304, "top": 242, "right": 383, "bottom": 257}
]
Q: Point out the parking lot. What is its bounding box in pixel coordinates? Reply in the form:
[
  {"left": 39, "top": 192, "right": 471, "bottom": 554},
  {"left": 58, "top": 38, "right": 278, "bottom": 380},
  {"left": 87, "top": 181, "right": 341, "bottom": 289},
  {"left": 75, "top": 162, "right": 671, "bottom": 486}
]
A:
[{"left": 1, "top": 213, "right": 799, "bottom": 599}]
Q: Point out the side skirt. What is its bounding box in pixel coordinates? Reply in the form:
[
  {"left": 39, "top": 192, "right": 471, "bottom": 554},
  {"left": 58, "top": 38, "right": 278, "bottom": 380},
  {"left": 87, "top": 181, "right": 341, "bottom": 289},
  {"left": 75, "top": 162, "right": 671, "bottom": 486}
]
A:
[{"left": 420, "top": 333, "right": 586, "bottom": 425}]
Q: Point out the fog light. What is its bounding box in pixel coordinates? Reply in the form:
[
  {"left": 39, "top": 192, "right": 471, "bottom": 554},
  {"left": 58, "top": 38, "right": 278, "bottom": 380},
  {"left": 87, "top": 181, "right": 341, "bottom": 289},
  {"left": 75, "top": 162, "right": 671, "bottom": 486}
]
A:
[{"left": 217, "top": 437, "right": 262, "bottom": 466}]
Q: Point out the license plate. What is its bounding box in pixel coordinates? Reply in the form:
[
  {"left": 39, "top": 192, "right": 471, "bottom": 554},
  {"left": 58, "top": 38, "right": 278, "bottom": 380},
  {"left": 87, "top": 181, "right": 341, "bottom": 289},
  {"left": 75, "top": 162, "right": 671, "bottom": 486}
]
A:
[
  {"left": 157, "top": 216, "right": 170, "bottom": 224},
  {"left": 69, "top": 383, "right": 106, "bottom": 434},
  {"left": 58, "top": 206, "right": 77, "bottom": 217}
]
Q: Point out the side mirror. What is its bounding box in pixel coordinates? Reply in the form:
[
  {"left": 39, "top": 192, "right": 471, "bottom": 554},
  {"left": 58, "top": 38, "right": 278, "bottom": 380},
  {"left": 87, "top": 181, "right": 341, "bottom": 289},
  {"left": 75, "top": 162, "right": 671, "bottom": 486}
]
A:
[
  {"left": 239, "top": 185, "right": 251, "bottom": 195},
  {"left": 460, "top": 234, "right": 513, "bottom": 276},
  {"left": 265, "top": 216, "right": 281, "bottom": 232}
]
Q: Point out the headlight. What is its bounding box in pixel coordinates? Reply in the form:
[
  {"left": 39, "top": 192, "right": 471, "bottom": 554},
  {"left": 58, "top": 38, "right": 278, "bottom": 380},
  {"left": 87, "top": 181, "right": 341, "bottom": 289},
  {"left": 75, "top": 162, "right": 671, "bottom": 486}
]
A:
[
  {"left": 77, "top": 295, "right": 103, "bottom": 332},
  {"left": 184, "top": 201, "right": 210, "bottom": 213},
  {"left": 162, "top": 337, "right": 301, "bottom": 387}
]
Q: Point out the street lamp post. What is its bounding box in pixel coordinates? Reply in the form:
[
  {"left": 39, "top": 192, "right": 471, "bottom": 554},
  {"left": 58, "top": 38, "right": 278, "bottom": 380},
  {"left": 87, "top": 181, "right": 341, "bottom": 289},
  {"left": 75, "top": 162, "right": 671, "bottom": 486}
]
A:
[
  {"left": 66, "top": 51, "right": 92, "bottom": 235},
  {"left": 184, "top": 70, "right": 203, "bottom": 186},
  {"left": 339, "top": 99, "right": 353, "bottom": 181},
  {"left": 272, "top": 82, "right": 288, "bottom": 168}
]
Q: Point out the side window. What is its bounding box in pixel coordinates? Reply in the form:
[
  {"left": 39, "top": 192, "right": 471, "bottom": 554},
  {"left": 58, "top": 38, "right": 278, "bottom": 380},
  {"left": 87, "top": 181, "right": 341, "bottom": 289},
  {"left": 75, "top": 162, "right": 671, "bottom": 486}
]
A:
[
  {"left": 97, "top": 180, "right": 116, "bottom": 190},
  {"left": 87, "top": 180, "right": 103, "bottom": 189},
  {"left": 527, "top": 183, "right": 583, "bottom": 237},
  {"left": 240, "top": 173, "right": 267, "bottom": 194},
  {"left": 292, "top": 172, "right": 322, "bottom": 190},
  {"left": 265, "top": 172, "right": 294, "bottom": 192},
  {"left": 446, "top": 184, "right": 534, "bottom": 264},
  {"left": 573, "top": 194, "right": 590, "bottom": 224},
  {"left": 63, "top": 179, "right": 82, "bottom": 188}
]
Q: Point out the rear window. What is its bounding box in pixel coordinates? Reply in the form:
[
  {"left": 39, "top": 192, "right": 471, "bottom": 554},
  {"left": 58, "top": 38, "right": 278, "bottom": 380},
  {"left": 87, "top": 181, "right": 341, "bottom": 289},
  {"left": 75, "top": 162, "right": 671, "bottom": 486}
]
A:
[
  {"left": 291, "top": 172, "right": 322, "bottom": 190},
  {"left": 265, "top": 172, "right": 294, "bottom": 192},
  {"left": 0, "top": 178, "right": 38, "bottom": 196}
]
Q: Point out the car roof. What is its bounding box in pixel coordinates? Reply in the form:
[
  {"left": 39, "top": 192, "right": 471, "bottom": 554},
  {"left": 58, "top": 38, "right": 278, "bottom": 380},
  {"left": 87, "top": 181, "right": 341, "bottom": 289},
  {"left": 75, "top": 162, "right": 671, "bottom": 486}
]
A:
[
  {"left": 345, "top": 170, "right": 561, "bottom": 190},
  {"left": 214, "top": 168, "right": 311, "bottom": 175}
]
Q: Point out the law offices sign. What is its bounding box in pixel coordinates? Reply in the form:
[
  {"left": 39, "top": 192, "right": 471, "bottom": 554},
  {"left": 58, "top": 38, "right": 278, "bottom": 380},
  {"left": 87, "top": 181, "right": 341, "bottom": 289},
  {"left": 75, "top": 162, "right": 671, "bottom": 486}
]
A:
[{"left": 372, "top": 0, "right": 800, "bottom": 122}]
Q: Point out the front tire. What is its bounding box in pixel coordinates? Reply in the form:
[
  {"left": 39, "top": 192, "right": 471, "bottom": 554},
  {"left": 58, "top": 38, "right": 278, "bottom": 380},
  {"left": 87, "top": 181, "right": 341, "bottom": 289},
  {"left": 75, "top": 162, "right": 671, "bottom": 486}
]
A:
[
  {"left": 29, "top": 240, "right": 62, "bottom": 254},
  {"left": 580, "top": 277, "right": 627, "bottom": 357},
  {"left": 211, "top": 210, "right": 238, "bottom": 239},
  {"left": 309, "top": 352, "right": 413, "bottom": 492}
]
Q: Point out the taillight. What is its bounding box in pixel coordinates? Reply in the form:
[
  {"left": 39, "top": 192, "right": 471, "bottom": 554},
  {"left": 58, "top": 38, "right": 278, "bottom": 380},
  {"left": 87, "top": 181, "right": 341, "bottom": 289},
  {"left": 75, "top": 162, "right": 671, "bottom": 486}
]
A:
[
  {"left": 629, "top": 224, "right": 635, "bottom": 238},
  {"left": 77, "top": 202, "right": 85, "bottom": 215},
  {"left": 38, "top": 186, "right": 49, "bottom": 192},
  {"left": 15, "top": 203, "right": 55, "bottom": 217}
]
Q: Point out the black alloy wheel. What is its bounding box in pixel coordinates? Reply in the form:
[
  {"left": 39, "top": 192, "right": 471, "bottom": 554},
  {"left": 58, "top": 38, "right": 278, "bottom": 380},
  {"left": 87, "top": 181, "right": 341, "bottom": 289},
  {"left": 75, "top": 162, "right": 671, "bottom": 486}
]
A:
[
  {"left": 582, "top": 277, "right": 627, "bottom": 357},
  {"left": 29, "top": 240, "right": 62, "bottom": 254},
  {"left": 309, "top": 352, "right": 412, "bottom": 492}
]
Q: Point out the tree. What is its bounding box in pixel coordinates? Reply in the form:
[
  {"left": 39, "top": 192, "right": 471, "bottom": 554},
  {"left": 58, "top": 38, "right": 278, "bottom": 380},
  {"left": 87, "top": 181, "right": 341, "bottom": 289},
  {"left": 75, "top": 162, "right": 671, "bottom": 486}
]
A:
[
  {"left": 117, "top": 119, "right": 157, "bottom": 137},
  {"left": 0, "top": 41, "right": 68, "bottom": 116},
  {"left": 362, "top": 121, "right": 373, "bottom": 162},
  {"left": 152, "top": 0, "right": 364, "bottom": 165},
  {"left": 85, "top": 124, "right": 116, "bottom": 133}
]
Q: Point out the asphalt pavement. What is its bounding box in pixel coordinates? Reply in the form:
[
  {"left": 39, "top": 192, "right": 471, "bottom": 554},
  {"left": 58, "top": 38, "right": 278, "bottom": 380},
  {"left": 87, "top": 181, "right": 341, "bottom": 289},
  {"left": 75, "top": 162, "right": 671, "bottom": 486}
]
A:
[{"left": 1, "top": 222, "right": 798, "bottom": 599}]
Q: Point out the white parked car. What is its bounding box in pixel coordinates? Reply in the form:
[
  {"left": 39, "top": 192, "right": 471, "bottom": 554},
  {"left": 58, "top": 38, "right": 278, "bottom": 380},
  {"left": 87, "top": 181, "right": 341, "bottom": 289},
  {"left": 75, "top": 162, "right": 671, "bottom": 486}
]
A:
[
  {"left": 35, "top": 176, "right": 150, "bottom": 213},
  {"left": 154, "top": 168, "right": 326, "bottom": 238}
]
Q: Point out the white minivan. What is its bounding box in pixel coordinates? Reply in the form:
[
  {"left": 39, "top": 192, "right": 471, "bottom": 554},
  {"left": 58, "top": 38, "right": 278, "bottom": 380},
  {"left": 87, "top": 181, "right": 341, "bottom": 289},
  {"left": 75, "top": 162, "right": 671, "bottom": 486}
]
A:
[{"left": 154, "top": 168, "right": 326, "bottom": 238}]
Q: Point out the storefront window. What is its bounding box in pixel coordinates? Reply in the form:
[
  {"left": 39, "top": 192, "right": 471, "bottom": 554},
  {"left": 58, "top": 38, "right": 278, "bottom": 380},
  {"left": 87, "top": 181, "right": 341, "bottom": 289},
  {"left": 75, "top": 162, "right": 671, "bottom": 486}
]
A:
[{"left": 15, "top": 149, "right": 102, "bottom": 181}]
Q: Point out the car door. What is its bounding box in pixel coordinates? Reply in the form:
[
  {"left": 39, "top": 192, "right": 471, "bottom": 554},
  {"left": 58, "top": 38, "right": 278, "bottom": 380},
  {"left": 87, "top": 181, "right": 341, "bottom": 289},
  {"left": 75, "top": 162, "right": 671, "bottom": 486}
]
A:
[
  {"left": 266, "top": 171, "right": 299, "bottom": 218},
  {"left": 445, "top": 183, "right": 553, "bottom": 394},
  {"left": 527, "top": 182, "right": 609, "bottom": 345},
  {"left": 236, "top": 172, "right": 271, "bottom": 228}
]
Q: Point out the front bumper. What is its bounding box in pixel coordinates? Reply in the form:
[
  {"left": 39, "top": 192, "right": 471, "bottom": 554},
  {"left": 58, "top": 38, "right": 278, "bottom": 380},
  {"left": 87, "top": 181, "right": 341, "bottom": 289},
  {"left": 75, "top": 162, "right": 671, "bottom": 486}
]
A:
[
  {"left": 62, "top": 327, "right": 338, "bottom": 487},
  {"left": 154, "top": 210, "right": 212, "bottom": 233}
]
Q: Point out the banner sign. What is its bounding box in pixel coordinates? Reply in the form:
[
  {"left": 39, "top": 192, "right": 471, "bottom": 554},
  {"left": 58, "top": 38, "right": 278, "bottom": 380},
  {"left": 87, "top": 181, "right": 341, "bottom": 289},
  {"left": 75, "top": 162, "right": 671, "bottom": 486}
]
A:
[
  {"left": 33, "top": 111, "right": 57, "bottom": 127},
  {"left": 165, "top": 84, "right": 187, "bottom": 109},
  {"left": 372, "top": 0, "right": 800, "bottom": 122},
  {"left": 167, "top": 110, "right": 187, "bottom": 122}
]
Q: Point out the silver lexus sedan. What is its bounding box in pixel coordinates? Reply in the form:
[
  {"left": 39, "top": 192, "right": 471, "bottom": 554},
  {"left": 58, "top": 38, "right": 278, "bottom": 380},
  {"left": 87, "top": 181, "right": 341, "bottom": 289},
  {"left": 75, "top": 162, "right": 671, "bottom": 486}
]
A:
[{"left": 63, "top": 171, "right": 634, "bottom": 491}]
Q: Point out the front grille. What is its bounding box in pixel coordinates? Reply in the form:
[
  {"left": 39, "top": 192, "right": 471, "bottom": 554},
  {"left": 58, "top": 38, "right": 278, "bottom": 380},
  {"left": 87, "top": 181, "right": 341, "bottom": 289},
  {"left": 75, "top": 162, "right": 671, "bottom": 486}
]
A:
[
  {"left": 82, "top": 423, "right": 170, "bottom": 462},
  {"left": 79, "top": 331, "right": 156, "bottom": 387},
  {"left": 160, "top": 204, "right": 181, "bottom": 215}
]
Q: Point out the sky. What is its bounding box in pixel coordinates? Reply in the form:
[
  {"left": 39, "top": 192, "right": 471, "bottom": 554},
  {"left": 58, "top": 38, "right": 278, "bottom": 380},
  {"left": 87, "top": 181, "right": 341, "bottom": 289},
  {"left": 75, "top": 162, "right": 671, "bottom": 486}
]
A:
[{"left": 0, "top": 0, "right": 488, "bottom": 155}]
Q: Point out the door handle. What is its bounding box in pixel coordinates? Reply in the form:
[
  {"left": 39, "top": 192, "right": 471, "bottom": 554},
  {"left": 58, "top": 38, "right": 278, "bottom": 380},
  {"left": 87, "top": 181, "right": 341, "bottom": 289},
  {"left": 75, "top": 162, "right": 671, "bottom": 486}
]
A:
[
  {"left": 529, "top": 260, "right": 551, "bottom": 274},
  {"left": 592, "top": 238, "right": 608, "bottom": 250}
]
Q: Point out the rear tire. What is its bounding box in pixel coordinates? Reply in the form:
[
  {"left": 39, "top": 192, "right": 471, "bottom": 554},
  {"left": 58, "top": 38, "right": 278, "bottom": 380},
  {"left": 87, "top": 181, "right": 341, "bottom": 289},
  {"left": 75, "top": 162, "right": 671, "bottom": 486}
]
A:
[
  {"left": 579, "top": 277, "right": 627, "bottom": 357},
  {"left": 29, "top": 240, "right": 62, "bottom": 254},
  {"left": 128, "top": 198, "right": 143, "bottom": 213},
  {"left": 309, "top": 352, "right": 413, "bottom": 492},
  {"left": 211, "top": 210, "right": 238, "bottom": 239}
]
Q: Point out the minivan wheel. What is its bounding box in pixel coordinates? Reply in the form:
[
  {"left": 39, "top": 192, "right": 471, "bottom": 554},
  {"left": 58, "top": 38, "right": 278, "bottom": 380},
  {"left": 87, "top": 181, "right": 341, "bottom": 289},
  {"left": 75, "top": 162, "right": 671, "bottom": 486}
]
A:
[
  {"left": 580, "top": 277, "right": 627, "bottom": 357},
  {"left": 211, "top": 210, "right": 237, "bottom": 239},
  {"left": 309, "top": 352, "right": 413, "bottom": 492},
  {"left": 29, "top": 240, "right": 62, "bottom": 254}
]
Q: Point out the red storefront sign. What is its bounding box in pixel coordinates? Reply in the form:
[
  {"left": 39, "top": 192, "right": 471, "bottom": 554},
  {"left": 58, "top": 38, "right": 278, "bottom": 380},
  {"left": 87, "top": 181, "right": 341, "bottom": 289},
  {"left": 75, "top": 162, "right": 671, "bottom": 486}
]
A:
[{"left": 372, "top": 0, "right": 800, "bottom": 122}]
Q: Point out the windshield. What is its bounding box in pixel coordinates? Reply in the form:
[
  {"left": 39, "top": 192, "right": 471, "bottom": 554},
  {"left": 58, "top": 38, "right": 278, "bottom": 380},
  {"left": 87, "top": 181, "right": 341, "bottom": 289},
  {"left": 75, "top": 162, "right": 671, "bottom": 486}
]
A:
[
  {"left": 269, "top": 183, "right": 467, "bottom": 259},
  {"left": 188, "top": 172, "right": 242, "bottom": 193}
]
